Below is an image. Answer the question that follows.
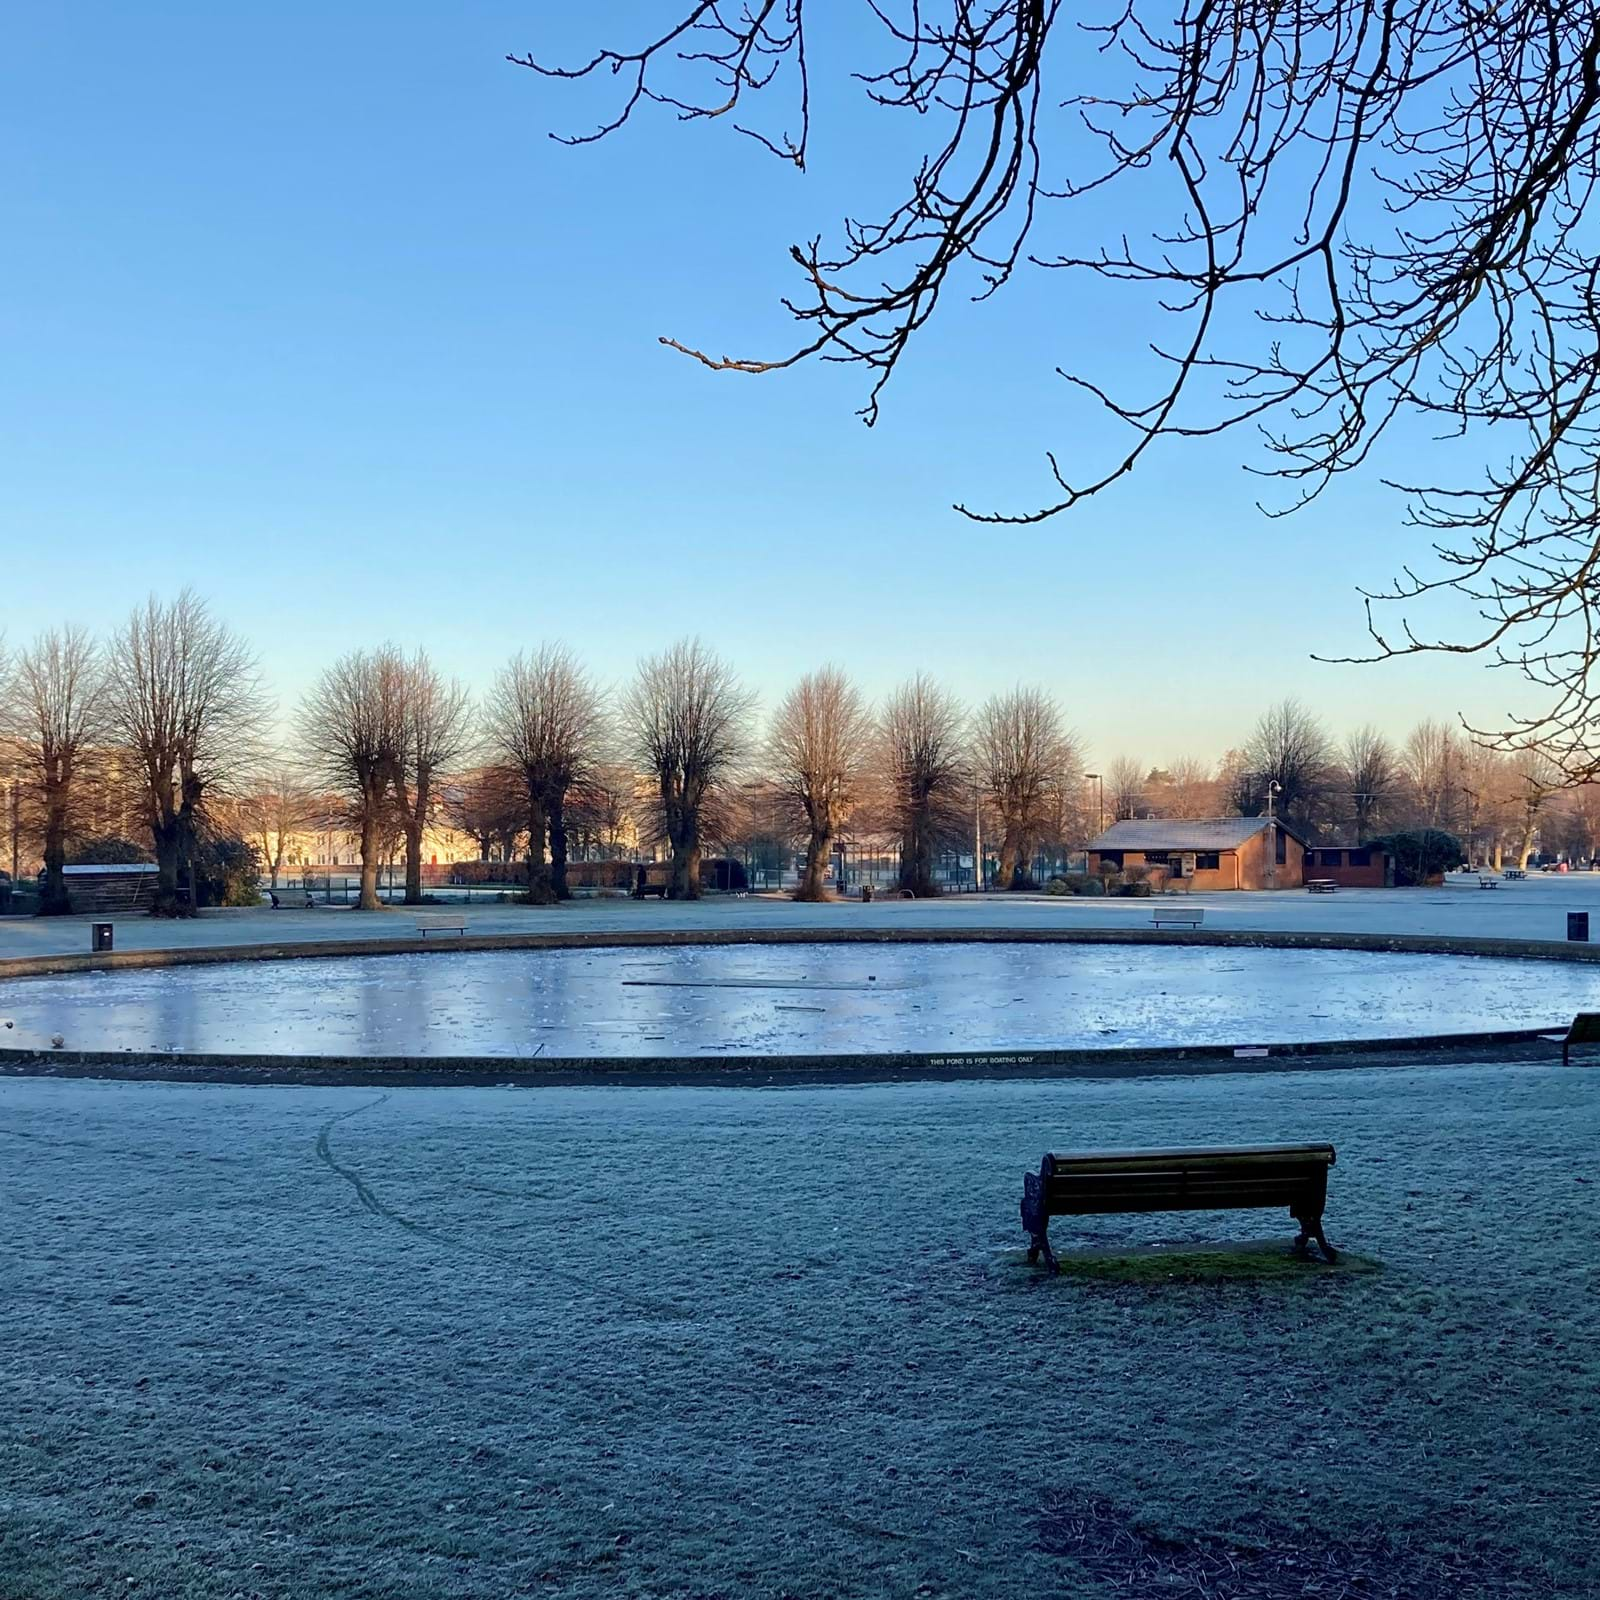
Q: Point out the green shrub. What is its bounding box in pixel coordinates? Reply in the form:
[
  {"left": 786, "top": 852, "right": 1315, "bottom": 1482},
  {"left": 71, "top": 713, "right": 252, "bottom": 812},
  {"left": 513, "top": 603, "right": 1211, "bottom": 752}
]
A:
[
  {"left": 192, "top": 832, "right": 262, "bottom": 908},
  {"left": 1047, "top": 873, "right": 1097, "bottom": 896},
  {"left": 1365, "top": 828, "right": 1464, "bottom": 887},
  {"left": 68, "top": 835, "right": 153, "bottom": 865}
]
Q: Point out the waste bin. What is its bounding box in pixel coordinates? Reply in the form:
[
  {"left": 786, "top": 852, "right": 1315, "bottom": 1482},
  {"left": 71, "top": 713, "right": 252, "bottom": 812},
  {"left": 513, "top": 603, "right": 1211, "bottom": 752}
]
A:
[
  {"left": 1568, "top": 911, "right": 1589, "bottom": 943},
  {"left": 860, "top": 883, "right": 874, "bottom": 903},
  {"left": 91, "top": 922, "right": 114, "bottom": 953}
]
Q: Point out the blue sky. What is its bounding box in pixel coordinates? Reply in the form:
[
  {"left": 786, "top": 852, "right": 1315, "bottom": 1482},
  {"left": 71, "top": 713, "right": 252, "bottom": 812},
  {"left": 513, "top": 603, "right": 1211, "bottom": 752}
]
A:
[{"left": 2, "top": 4, "right": 1511, "bottom": 763}]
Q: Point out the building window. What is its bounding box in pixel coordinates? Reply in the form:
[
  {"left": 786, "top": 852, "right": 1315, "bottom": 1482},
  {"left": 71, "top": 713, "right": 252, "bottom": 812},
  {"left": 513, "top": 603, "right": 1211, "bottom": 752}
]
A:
[
  {"left": 1195, "top": 852, "right": 1220, "bottom": 871},
  {"left": 1100, "top": 851, "right": 1123, "bottom": 868},
  {"left": 1276, "top": 831, "right": 1287, "bottom": 865},
  {"left": 1348, "top": 848, "right": 1370, "bottom": 866}
]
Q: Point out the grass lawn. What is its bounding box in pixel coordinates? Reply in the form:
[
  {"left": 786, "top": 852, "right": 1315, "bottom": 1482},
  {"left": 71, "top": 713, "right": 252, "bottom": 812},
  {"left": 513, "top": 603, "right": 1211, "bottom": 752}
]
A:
[{"left": 1, "top": 1063, "right": 1596, "bottom": 1598}]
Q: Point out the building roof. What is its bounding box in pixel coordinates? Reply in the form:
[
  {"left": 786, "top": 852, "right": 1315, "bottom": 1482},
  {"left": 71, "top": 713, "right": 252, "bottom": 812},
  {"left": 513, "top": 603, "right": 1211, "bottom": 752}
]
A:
[{"left": 1088, "top": 816, "right": 1310, "bottom": 852}]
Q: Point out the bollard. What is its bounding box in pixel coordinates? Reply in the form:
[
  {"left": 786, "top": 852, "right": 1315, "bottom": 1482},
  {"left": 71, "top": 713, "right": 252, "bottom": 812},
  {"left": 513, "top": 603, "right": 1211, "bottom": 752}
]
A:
[
  {"left": 1568, "top": 911, "right": 1589, "bottom": 943},
  {"left": 91, "top": 922, "right": 113, "bottom": 953}
]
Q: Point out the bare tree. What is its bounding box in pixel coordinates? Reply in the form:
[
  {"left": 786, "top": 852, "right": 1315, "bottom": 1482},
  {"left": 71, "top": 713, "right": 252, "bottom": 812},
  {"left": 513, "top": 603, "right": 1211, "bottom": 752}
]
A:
[
  {"left": 1162, "top": 756, "right": 1215, "bottom": 820},
  {"left": 974, "top": 687, "right": 1078, "bottom": 888},
  {"left": 1241, "top": 701, "right": 1334, "bottom": 835},
  {"left": 565, "top": 762, "right": 640, "bottom": 861},
  {"left": 769, "top": 666, "right": 874, "bottom": 900},
  {"left": 1552, "top": 783, "right": 1600, "bottom": 865},
  {"left": 239, "top": 768, "right": 319, "bottom": 890},
  {"left": 1510, "top": 749, "right": 1564, "bottom": 870},
  {"left": 108, "top": 592, "right": 265, "bottom": 917},
  {"left": 1104, "top": 756, "right": 1146, "bottom": 823},
  {"left": 392, "top": 652, "right": 472, "bottom": 906},
  {"left": 880, "top": 674, "right": 967, "bottom": 898},
  {"left": 528, "top": 7, "right": 1600, "bottom": 766},
  {"left": 486, "top": 645, "right": 606, "bottom": 901},
  {"left": 623, "top": 640, "right": 752, "bottom": 899},
  {"left": 300, "top": 647, "right": 406, "bottom": 911},
  {"left": 443, "top": 764, "right": 527, "bottom": 863},
  {"left": 1401, "top": 720, "right": 1465, "bottom": 833},
  {"left": 1338, "top": 727, "right": 1398, "bottom": 842},
  {"left": 4, "top": 628, "right": 106, "bottom": 915}
]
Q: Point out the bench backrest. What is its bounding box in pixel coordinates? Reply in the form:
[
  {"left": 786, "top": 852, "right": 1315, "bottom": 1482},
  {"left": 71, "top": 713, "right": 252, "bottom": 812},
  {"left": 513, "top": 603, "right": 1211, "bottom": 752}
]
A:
[
  {"left": 1566, "top": 1012, "right": 1600, "bottom": 1046},
  {"left": 1039, "top": 1143, "right": 1334, "bottom": 1216},
  {"left": 416, "top": 915, "right": 465, "bottom": 927}
]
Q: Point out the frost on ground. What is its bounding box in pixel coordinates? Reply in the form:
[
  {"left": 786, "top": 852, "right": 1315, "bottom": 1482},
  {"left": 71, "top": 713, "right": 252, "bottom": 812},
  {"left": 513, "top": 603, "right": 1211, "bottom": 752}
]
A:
[{"left": 1, "top": 1065, "right": 1596, "bottom": 1599}]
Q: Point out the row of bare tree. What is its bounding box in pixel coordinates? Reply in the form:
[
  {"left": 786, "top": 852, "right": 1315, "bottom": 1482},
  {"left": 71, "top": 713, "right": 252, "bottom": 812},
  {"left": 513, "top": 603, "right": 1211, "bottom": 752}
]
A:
[
  {"left": 0, "top": 596, "right": 264, "bottom": 916},
  {"left": 303, "top": 642, "right": 1083, "bottom": 904},
  {"left": 1105, "top": 702, "right": 1586, "bottom": 871},
  {"left": 5, "top": 607, "right": 1596, "bottom": 916}
]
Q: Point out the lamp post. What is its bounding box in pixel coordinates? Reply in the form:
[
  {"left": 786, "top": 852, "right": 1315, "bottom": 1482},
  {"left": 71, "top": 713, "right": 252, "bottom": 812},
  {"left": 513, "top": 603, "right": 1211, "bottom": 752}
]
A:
[
  {"left": 1264, "top": 779, "right": 1282, "bottom": 889},
  {"left": 1084, "top": 773, "right": 1104, "bottom": 837}
]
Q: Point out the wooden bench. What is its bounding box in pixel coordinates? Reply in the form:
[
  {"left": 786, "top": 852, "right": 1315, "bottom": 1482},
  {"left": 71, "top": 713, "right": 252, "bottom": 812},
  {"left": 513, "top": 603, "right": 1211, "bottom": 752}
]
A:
[
  {"left": 1150, "top": 906, "right": 1204, "bottom": 930},
  {"left": 1504, "top": 868, "right": 1526, "bottom": 880},
  {"left": 1021, "top": 1143, "right": 1338, "bottom": 1272},
  {"left": 1562, "top": 1012, "right": 1600, "bottom": 1065},
  {"left": 1306, "top": 879, "right": 1338, "bottom": 894},
  {"left": 267, "top": 890, "right": 314, "bottom": 909},
  {"left": 415, "top": 915, "right": 466, "bottom": 937},
  {"left": 1478, "top": 875, "right": 1499, "bottom": 889}
]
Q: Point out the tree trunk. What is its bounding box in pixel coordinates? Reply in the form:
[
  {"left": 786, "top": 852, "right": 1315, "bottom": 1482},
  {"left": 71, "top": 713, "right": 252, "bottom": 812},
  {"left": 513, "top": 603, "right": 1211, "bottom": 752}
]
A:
[
  {"left": 548, "top": 786, "right": 571, "bottom": 900},
  {"left": 669, "top": 838, "right": 700, "bottom": 898},
  {"left": 663, "top": 780, "right": 700, "bottom": 899},
  {"left": 524, "top": 794, "right": 554, "bottom": 902},
  {"left": 357, "top": 812, "right": 383, "bottom": 910},
  {"left": 152, "top": 821, "right": 183, "bottom": 917},
  {"left": 796, "top": 826, "right": 833, "bottom": 901},
  {"left": 40, "top": 778, "right": 70, "bottom": 916},
  {"left": 402, "top": 820, "right": 424, "bottom": 904},
  {"left": 997, "top": 828, "right": 1020, "bottom": 891},
  {"left": 899, "top": 812, "right": 935, "bottom": 896}
]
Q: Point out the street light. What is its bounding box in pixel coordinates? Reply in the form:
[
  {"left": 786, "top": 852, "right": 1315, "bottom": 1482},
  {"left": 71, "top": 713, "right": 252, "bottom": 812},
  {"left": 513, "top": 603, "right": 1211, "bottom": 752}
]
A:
[
  {"left": 1264, "top": 780, "right": 1282, "bottom": 889},
  {"left": 1083, "top": 773, "right": 1105, "bottom": 838}
]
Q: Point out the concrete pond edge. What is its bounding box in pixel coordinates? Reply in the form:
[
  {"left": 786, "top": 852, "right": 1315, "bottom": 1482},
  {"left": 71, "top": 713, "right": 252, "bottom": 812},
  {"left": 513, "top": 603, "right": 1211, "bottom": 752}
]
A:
[
  {"left": 6, "top": 919, "right": 1600, "bottom": 982},
  {"left": 0, "top": 1029, "right": 1578, "bottom": 1091},
  {"left": 0, "top": 924, "right": 1591, "bottom": 1087}
]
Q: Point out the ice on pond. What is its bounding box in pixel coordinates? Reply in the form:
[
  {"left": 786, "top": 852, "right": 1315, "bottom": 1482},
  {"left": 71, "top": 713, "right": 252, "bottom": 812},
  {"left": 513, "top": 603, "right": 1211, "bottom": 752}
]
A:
[{"left": 1, "top": 941, "right": 1592, "bottom": 1058}]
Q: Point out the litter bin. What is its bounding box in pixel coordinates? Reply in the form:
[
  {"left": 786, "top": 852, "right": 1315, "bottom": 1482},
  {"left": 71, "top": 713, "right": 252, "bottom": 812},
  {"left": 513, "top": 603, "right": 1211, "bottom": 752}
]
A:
[
  {"left": 91, "top": 922, "right": 114, "bottom": 953},
  {"left": 1568, "top": 911, "right": 1589, "bottom": 943},
  {"left": 860, "top": 883, "right": 874, "bottom": 903}
]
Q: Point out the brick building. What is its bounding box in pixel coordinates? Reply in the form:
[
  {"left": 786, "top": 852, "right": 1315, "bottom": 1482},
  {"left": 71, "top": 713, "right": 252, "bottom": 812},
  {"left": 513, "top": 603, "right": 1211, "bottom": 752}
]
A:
[{"left": 1087, "top": 816, "right": 1308, "bottom": 891}]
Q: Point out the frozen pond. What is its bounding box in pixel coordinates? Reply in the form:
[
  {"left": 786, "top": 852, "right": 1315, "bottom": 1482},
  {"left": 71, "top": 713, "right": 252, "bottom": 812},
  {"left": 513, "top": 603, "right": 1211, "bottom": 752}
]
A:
[{"left": 2, "top": 941, "right": 1594, "bottom": 1057}]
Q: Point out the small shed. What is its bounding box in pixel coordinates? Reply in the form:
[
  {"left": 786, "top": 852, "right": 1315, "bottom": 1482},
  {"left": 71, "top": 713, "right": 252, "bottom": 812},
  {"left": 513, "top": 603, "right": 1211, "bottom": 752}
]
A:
[
  {"left": 1087, "top": 817, "right": 1308, "bottom": 891},
  {"left": 59, "top": 862, "right": 160, "bottom": 914},
  {"left": 1302, "top": 845, "right": 1391, "bottom": 888}
]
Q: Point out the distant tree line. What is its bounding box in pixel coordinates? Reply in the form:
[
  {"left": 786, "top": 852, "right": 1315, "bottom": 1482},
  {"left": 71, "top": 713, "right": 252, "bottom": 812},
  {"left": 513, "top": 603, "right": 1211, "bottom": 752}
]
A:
[{"left": 2, "top": 606, "right": 1594, "bottom": 917}]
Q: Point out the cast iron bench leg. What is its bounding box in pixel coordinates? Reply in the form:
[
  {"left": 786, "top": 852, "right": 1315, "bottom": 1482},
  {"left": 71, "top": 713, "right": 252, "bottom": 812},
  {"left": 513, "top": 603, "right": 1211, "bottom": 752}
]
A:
[
  {"left": 1022, "top": 1171, "right": 1058, "bottom": 1273},
  {"left": 1293, "top": 1209, "right": 1337, "bottom": 1263}
]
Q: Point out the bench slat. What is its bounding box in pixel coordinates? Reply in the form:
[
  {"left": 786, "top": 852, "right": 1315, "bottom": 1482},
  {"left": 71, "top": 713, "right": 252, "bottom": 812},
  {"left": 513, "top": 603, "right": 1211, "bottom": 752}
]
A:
[{"left": 1048, "top": 1143, "right": 1335, "bottom": 1169}]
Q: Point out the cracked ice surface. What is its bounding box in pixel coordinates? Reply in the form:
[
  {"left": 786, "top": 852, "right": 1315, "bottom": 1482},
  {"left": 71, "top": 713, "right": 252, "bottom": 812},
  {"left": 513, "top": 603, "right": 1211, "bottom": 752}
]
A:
[{"left": 2, "top": 941, "right": 1596, "bottom": 1055}]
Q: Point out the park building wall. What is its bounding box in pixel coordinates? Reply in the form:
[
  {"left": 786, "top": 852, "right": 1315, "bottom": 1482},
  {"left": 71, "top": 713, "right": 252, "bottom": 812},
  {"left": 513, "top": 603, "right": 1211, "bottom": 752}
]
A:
[{"left": 1089, "top": 829, "right": 1306, "bottom": 891}]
